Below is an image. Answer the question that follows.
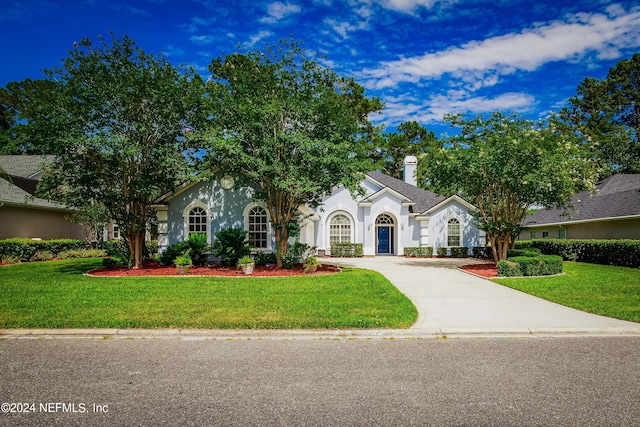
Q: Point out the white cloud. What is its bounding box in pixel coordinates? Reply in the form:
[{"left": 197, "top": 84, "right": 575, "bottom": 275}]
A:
[
  {"left": 362, "top": 5, "right": 640, "bottom": 89},
  {"left": 261, "top": 1, "right": 302, "bottom": 24},
  {"left": 368, "top": 0, "right": 452, "bottom": 13},
  {"left": 163, "top": 44, "right": 185, "bottom": 57},
  {"left": 248, "top": 30, "right": 273, "bottom": 46},
  {"left": 376, "top": 92, "right": 536, "bottom": 127},
  {"left": 190, "top": 34, "right": 216, "bottom": 45}
]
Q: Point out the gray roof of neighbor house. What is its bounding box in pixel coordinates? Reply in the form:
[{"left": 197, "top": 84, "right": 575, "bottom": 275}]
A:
[
  {"left": 0, "top": 155, "right": 71, "bottom": 211},
  {"left": 366, "top": 171, "right": 448, "bottom": 213},
  {"left": 524, "top": 174, "right": 640, "bottom": 226}
]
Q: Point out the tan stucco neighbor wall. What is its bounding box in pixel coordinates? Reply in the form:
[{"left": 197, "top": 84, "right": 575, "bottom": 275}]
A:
[
  {"left": 521, "top": 218, "right": 640, "bottom": 241},
  {"left": 0, "top": 205, "right": 85, "bottom": 240}
]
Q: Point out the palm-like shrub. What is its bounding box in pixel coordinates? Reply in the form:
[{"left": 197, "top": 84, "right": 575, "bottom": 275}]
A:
[{"left": 212, "top": 228, "right": 250, "bottom": 267}]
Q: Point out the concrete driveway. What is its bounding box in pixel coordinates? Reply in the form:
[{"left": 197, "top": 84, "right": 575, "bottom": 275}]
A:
[{"left": 323, "top": 256, "right": 640, "bottom": 337}]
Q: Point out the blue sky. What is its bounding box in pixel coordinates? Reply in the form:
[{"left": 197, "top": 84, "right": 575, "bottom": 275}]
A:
[{"left": 1, "top": 0, "right": 639, "bottom": 135}]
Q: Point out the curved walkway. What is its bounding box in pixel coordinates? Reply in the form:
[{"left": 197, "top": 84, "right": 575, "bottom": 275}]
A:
[{"left": 325, "top": 256, "right": 640, "bottom": 338}]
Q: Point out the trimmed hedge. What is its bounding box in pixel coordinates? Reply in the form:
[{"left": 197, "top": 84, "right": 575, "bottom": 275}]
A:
[
  {"left": 521, "top": 239, "right": 640, "bottom": 268},
  {"left": 404, "top": 247, "right": 433, "bottom": 257},
  {"left": 498, "top": 254, "right": 563, "bottom": 277},
  {"left": 450, "top": 247, "right": 469, "bottom": 258},
  {"left": 472, "top": 246, "right": 493, "bottom": 258},
  {"left": 507, "top": 248, "right": 542, "bottom": 258},
  {"left": 0, "top": 238, "right": 84, "bottom": 262},
  {"left": 330, "top": 243, "right": 364, "bottom": 257}
]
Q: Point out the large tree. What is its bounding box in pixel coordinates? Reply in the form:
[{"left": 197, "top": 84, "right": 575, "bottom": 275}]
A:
[
  {"left": 418, "top": 112, "right": 600, "bottom": 262},
  {"left": 0, "top": 79, "right": 64, "bottom": 154},
  {"left": 562, "top": 53, "right": 640, "bottom": 174},
  {"left": 35, "top": 34, "right": 206, "bottom": 268},
  {"left": 369, "top": 121, "right": 437, "bottom": 179},
  {"left": 201, "top": 38, "right": 383, "bottom": 268}
]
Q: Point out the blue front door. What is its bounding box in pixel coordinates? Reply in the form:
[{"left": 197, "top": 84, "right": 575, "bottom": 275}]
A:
[{"left": 377, "top": 226, "right": 390, "bottom": 254}]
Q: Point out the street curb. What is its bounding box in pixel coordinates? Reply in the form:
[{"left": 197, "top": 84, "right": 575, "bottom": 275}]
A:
[{"left": 2, "top": 327, "right": 640, "bottom": 341}]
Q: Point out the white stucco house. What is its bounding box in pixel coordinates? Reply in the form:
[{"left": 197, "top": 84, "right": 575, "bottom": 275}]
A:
[{"left": 153, "top": 157, "right": 484, "bottom": 257}]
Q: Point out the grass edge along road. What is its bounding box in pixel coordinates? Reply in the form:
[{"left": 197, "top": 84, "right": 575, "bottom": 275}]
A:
[
  {"left": 492, "top": 262, "right": 640, "bottom": 323},
  {"left": 0, "top": 258, "right": 417, "bottom": 329}
]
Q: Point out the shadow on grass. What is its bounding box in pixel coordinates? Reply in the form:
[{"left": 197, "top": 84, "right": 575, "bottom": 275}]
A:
[{"left": 54, "top": 260, "right": 102, "bottom": 275}]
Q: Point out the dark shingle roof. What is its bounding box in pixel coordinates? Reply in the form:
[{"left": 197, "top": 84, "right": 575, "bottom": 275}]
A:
[
  {"left": 366, "top": 171, "right": 447, "bottom": 213},
  {"left": 0, "top": 155, "right": 70, "bottom": 210},
  {"left": 0, "top": 155, "right": 54, "bottom": 178},
  {"left": 525, "top": 174, "right": 640, "bottom": 226}
]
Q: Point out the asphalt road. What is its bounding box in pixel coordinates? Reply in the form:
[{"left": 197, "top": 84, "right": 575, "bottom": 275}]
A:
[{"left": 1, "top": 337, "right": 639, "bottom": 426}]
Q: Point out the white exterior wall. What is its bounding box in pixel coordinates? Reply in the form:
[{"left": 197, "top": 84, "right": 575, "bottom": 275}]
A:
[{"left": 427, "top": 200, "right": 484, "bottom": 253}]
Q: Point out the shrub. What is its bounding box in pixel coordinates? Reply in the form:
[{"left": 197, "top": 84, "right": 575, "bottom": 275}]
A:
[
  {"left": 185, "top": 233, "right": 211, "bottom": 267},
  {"left": 31, "top": 251, "right": 55, "bottom": 262},
  {"left": 146, "top": 240, "right": 159, "bottom": 256},
  {"left": 0, "top": 238, "right": 84, "bottom": 262},
  {"left": 58, "top": 249, "right": 107, "bottom": 259},
  {"left": 508, "top": 255, "right": 563, "bottom": 276},
  {"left": 330, "top": 243, "right": 364, "bottom": 257},
  {"left": 472, "top": 246, "right": 493, "bottom": 258},
  {"left": 497, "top": 260, "right": 521, "bottom": 277},
  {"left": 507, "top": 248, "right": 542, "bottom": 258},
  {"left": 159, "top": 242, "right": 188, "bottom": 266},
  {"left": 404, "top": 247, "right": 433, "bottom": 257},
  {"left": 525, "top": 239, "right": 640, "bottom": 267},
  {"left": 450, "top": 247, "right": 469, "bottom": 258},
  {"left": 254, "top": 251, "right": 277, "bottom": 266},
  {"left": 281, "top": 240, "right": 316, "bottom": 269},
  {"left": 102, "top": 240, "right": 132, "bottom": 268},
  {"left": 212, "top": 228, "right": 250, "bottom": 267},
  {"left": 436, "top": 247, "right": 448, "bottom": 256}
]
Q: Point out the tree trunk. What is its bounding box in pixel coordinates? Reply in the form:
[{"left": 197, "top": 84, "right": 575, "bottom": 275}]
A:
[{"left": 274, "top": 225, "right": 288, "bottom": 269}]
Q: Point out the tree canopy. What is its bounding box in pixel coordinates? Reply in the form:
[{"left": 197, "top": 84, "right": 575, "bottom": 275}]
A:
[
  {"left": 368, "top": 121, "right": 437, "bottom": 180},
  {"left": 35, "top": 34, "right": 206, "bottom": 268},
  {"left": 418, "top": 112, "right": 600, "bottom": 262},
  {"left": 200, "top": 38, "right": 383, "bottom": 268},
  {"left": 562, "top": 53, "right": 640, "bottom": 175}
]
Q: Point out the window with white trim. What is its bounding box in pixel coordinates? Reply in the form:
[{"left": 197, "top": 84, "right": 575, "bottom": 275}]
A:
[
  {"left": 329, "top": 214, "right": 352, "bottom": 244},
  {"left": 188, "top": 207, "right": 207, "bottom": 235},
  {"left": 248, "top": 206, "right": 269, "bottom": 248},
  {"left": 447, "top": 218, "right": 461, "bottom": 247}
]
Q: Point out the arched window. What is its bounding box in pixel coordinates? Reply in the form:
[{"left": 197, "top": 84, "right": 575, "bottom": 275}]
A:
[
  {"left": 447, "top": 218, "right": 461, "bottom": 247},
  {"left": 248, "top": 206, "right": 269, "bottom": 248},
  {"left": 329, "top": 214, "right": 352, "bottom": 244},
  {"left": 376, "top": 214, "right": 394, "bottom": 225},
  {"left": 188, "top": 207, "right": 207, "bottom": 235}
]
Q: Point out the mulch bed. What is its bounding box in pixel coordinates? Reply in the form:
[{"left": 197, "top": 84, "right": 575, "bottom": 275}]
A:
[
  {"left": 459, "top": 263, "right": 498, "bottom": 278},
  {"left": 88, "top": 261, "right": 341, "bottom": 277}
]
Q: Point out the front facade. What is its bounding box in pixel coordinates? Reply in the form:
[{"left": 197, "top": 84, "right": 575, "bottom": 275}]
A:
[{"left": 155, "top": 157, "right": 484, "bottom": 257}]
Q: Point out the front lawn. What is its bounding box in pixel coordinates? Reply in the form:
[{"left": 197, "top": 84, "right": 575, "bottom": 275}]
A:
[
  {"left": 492, "top": 262, "right": 640, "bottom": 323},
  {"left": 0, "top": 258, "right": 417, "bottom": 329}
]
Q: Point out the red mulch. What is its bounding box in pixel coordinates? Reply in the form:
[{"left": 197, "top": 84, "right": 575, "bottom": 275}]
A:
[
  {"left": 459, "top": 263, "right": 498, "bottom": 278},
  {"left": 88, "top": 261, "right": 340, "bottom": 277}
]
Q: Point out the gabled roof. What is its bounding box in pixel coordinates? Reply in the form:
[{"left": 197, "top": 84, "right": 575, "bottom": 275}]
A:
[
  {"left": 0, "top": 155, "right": 72, "bottom": 211},
  {"left": 525, "top": 174, "right": 640, "bottom": 226},
  {"left": 0, "top": 155, "right": 55, "bottom": 178},
  {"left": 366, "top": 171, "right": 447, "bottom": 213}
]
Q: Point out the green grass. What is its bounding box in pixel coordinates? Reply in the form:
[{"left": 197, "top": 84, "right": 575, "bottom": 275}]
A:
[
  {"left": 493, "top": 262, "right": 640, "bottom": 323},
  {"left": 0, "top": 258, "right": 417, "bottom": 329}
]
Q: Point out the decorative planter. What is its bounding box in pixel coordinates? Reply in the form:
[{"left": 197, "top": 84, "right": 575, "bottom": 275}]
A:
[
  {"left": 176, "top": 266, "right": 190, "bottom": 275},
  {"left": 305, "top": 265, "right": 318, "bottom": 273},
  {"left": 241, "top": 263, "right": 255, "bottom": 275}
]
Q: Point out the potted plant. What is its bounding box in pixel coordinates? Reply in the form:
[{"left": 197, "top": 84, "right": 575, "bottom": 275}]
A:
[
  {"left": 174, "top": 251, "right": 192, "bottom": 275},
  {"left": 304, "top": 256, "right": 321, "bottom": 273},
  {"left": 237, "top": 255, "right": 255, "bottom": 275}
]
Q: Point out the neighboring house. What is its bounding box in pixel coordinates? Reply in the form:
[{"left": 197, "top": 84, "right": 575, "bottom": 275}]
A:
[
  {"left": 0, "top": 155, "right": 86, "bottom": 240},
  {"left": 520, "top": 174, "right": 640, "bottom": 240},
  {"left": 154, "top": 156, "right": 484, "bottom": 256}
]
